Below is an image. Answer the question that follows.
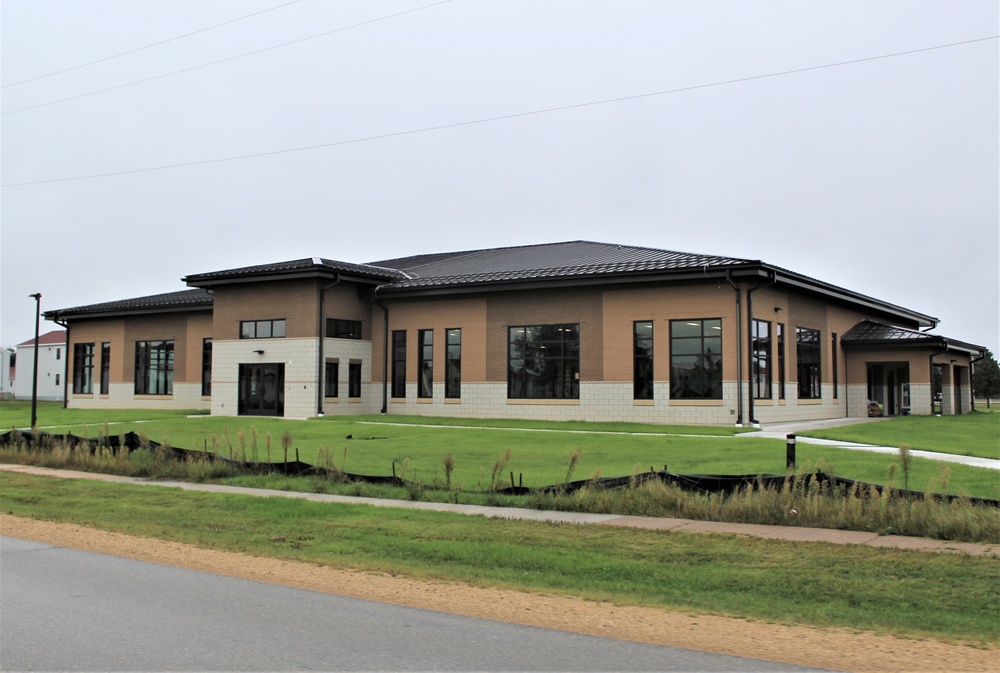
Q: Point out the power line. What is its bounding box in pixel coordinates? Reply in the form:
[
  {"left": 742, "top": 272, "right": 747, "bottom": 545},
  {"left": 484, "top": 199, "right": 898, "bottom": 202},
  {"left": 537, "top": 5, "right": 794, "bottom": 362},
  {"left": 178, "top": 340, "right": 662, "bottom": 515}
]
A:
[
  {"left": 1, "top": 0, "right": 454, "bottom": 116},
  {"left": 2, "top": 35, "right": 996, "bottom": 188},
  {"left": 1, "top": 0, "right": 306, "bottom": 89}
]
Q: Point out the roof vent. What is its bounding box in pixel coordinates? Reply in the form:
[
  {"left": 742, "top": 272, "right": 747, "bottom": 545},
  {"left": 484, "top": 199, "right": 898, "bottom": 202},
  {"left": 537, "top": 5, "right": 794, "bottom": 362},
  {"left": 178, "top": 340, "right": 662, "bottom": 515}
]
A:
[{"left": 312, "top": 257, "right": 323, "bottom": 266}]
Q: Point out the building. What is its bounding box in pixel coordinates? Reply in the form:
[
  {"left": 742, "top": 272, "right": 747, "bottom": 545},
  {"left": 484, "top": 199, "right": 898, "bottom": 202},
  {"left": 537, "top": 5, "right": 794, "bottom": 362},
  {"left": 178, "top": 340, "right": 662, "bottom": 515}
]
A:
[
  {"left": 13, "top": 330, "right": 67, "bottom": 402},
  {"left": 44, "top": 241, "right": 984, "bottom": 425},
  {"left": 1, "top": 346, "right": 14, "bottom": 399}
]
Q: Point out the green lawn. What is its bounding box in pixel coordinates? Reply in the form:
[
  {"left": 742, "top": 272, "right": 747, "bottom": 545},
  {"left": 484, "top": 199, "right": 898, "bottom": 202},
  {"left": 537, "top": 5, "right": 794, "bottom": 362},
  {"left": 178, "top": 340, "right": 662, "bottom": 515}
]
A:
[
  {"left": 2, "top": 471, "right": 996, "bottom": 644},
  {"left": 802, "top": 412, "right": 1000, "bottom": 460}
]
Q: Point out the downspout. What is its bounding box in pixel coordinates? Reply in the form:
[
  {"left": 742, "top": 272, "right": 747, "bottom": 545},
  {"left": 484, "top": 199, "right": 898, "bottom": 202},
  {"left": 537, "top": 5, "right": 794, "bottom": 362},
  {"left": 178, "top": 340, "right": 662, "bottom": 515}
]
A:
[
  {"left": 373, "top": 285, "right": 390, "bottom": 414},
  {"left": 316, "top": 275, "right": 341, "bottom": 416},
  {"left": 53, "top": 318, "right": 69, "bottom": 409},
  {"left": 725, "top": 271, "right": 744, "bottom": 426},
  {"left": 746, "top": 271, "right": 777, "bottom": 426}
]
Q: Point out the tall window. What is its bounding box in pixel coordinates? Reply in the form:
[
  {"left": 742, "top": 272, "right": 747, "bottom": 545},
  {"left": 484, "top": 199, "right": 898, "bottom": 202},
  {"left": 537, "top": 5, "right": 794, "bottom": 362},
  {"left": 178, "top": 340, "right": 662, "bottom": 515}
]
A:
[
  {"left": 201, "top": 339, "right": 212, "bottom": 396},
  {"left": 240, "top": 319, "right": 285, "bottom": 339},
  {"left": 391, "top": 331, "right": 406, "bottom": 398},
  {"left": 445, "top": 328, "right": 461, "bottom": 399},
  {"left": 349, "top": 362, "right": 362, "bottom": 398},
  {"left": 135, "top": 340, "right": 174, "bottom": 395},
  {"left": 508, "top": 324, "right": 580, "bottom": 399},
  {"left": 831, "top": 333, "right": 839, "bottom": 399},
  {"left": 796, "top": 327, "right": 821, "bottom": 399},
  {"left": 325, "top": 361, "right": 339, "bottom": 397},
  {"left": 326, "top": 319, "right": 362, "bottom": 339},
  {"left": 777, "top": 323, "right": 786, "bottom": 400},
  {"left": 72, "top": 343, "right": 94, "bottom": 394},
  {"left": 100, "top": 342, "right": 110, "bottom": 395},
  {"left": 670, "top": 319, "right": 723, "bottom": 399},
  {"left": 751, "top": 319, "right": 772, "bottom": 399},
  {"left": 418, "top": 330, "right": 433, "bottom": 398},
  {"left": 633, "top": 321, "right": 653, "bottom": 400}
]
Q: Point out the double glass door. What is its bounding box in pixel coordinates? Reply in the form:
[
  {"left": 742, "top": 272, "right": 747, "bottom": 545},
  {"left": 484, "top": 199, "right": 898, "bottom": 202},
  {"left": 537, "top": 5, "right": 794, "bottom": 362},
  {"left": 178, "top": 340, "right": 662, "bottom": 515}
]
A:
[{"left": 238, "top": 364, "right": 285, "bottom": 416}]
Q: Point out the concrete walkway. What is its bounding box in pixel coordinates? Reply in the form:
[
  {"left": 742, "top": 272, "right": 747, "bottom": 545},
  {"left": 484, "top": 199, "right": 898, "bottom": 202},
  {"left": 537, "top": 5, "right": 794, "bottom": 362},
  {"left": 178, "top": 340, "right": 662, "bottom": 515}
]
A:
[
  {"left": 2, "top": 463, "right": 996, "bottom": 558},
  {"left": 742, "top": 417, "right": 1000, "bottom": 470}
]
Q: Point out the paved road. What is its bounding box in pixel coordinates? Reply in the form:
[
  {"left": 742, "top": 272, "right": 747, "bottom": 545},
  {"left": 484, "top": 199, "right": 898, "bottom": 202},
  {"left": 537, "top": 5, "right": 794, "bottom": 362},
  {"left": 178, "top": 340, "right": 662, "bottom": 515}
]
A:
[{"left": 1, "top": 536, "right": 832, "bottom": 672}]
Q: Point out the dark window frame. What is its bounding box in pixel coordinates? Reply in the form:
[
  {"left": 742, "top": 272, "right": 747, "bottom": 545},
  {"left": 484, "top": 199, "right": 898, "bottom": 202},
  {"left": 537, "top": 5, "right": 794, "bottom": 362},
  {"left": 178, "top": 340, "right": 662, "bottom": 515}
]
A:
[
  {"left": 633, "top": 320, "right": 654, "bottom": 400},
  {"left": 348, "top": 362, "right": 362, "bottom": 398},
  {"left": 418, "top": 329, "right": 433, "bottom": 399},
  {"left": 751, "top": 319, "right": 772, "bottom": 399},
  {"left": 326, "top": 318, "right": 362, "bottom": 339},
  {"left": 134, "top": 340, "right": 174, "bottom": 396},
  {"left": 72, "top": 343, "right": 94, "bottom": 394},
  {"left": 201, "top": 338, "right": 212, "bottom": 397},
  {"left": 669, "top": 319, "right": 723, "bottom": 400},
  {"left": 100, "top": 342, "right": 110, "bottom": 395},
  {"left": 777, "top": 323, "right": 786, "bottom": 400},
  {"left": 507, "top": 324, "right": 580, "bottom": 400},
  {"left": 445, "top": 328, "right": 461, "bottom": 399},
  {"left": 391, "top": 330, "right": 407, "bottom": 398},
  {"left": 324, "top": 360, "right": 339, "bottom": 398},
  {"left": 796, "top": 327, "right": 822, "bottom": 400},
  {"left": 831, "top": 332, "right": 839, "bottom": 399},
  {"left": 240, "top": 319, "right": 286, "bottom": 339}
]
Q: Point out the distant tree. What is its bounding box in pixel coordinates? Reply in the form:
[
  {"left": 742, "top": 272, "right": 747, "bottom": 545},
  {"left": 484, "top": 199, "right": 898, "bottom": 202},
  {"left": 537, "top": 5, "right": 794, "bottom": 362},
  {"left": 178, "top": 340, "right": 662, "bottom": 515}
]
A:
[{"left": 973, "top": 349, "right": 1000, "bottom": 408}]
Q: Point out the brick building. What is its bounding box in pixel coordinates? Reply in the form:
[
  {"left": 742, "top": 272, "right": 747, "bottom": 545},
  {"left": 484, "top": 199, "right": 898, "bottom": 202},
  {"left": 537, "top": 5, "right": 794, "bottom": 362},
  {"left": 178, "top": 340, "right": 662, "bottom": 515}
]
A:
[{"left": 45, "top": 241, "right": 984, "bottom": 424}]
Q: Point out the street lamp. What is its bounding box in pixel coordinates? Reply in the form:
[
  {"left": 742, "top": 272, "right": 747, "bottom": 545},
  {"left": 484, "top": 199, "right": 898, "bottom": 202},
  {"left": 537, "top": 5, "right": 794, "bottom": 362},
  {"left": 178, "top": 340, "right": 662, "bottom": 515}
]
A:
[{"left": 29, "top": 293, "right": 41, "bottom": 429}]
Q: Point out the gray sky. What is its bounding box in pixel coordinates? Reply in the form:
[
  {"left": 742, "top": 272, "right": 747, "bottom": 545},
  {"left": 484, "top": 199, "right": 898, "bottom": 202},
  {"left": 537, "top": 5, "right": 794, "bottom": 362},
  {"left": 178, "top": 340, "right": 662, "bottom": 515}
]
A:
[{"left": 2, "top": 0, "right": 997, "bottom": 354}]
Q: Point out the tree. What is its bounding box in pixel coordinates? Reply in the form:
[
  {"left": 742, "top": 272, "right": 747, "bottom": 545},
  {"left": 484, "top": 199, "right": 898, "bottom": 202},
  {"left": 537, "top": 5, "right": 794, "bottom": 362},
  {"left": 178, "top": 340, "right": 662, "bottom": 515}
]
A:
[{"left": 973, "top": 349, "right": 1000, "bottom": 408}]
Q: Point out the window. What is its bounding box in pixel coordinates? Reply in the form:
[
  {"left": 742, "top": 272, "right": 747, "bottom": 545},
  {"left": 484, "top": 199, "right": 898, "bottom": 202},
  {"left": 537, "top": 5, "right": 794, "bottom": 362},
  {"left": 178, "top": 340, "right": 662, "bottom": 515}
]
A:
[
  {"left": 391, "top": 331, "right": 406, "bottom": 398},
  {"left": 670, "top": 319, "right": 723, "bottom": 399},
  {"left": 418, "top": 329, "right": 433, "bottom": 398},
  {"left": 831, "top": 333, "right": 839, "bottom": 399},
  {"left": 55, "top": 373, "right": 60, "bottom": 386},
  {"left": 796, "top": 327, "right": 821, "bottom": 399},
  {"left": 201, "top": 339, "right": 212, "bottom": 396},
  {"left": 633, "top": 321, "right": 653, "bottom": 400},
  {"left": 72, "top": 343, "right": 94, "bottom": 394},
  {"left": 325, "top": 361, "right": 339, "bottom": 398},
  {"left": 508, "top": 324, "right": 580, "bottom": 399},
  {"left": 777, "top": 323, "right": 786, "bottom": 400},
  {"left": 751, "top": 319, "right": 772, "bottom": 399},
  {"left": 100, "top": 343, "right": 110, "bottom": 395},
  {"left": 56, "top": 348, "right": 61, "bottom": 360},
  {"left": 240, "top": 319, "right": 286, "bottom": 339},
  {"left": 135, "top": 340, "right": 174, "bottom": 395},
  {"left": 326, "top": 319, "right": 362, "bottom": 339},
  {"left": 445, "top": 328, "right": 461, "bottom": 399},
  {"left": 349, "top": 362, "right": 362, "bottom": 398}
]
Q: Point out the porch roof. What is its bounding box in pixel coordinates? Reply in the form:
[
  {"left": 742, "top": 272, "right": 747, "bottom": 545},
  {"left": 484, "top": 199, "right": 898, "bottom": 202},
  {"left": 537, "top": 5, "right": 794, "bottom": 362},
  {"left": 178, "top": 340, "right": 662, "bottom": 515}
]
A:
[{"left": 841, "top": 320, "right": 984, "bottom": 356}]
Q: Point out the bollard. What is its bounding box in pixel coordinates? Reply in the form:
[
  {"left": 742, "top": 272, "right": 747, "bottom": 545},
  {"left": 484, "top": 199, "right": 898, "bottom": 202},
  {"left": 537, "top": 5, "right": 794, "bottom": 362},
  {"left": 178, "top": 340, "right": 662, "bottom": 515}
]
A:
[{"left": 786, "top": 434, "right": 796, "bottom": 470}]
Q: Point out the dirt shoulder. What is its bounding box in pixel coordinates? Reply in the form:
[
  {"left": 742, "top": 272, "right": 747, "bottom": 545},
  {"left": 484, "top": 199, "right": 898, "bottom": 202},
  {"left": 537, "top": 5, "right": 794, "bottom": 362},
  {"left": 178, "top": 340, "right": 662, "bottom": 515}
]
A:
[{"left": 2, "top": 514, "right": 996, "bottom": 672}]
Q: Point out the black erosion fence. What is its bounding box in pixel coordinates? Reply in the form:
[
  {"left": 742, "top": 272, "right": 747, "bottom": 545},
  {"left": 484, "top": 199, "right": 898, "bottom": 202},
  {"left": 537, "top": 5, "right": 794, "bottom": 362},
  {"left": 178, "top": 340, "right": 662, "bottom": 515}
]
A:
[{"left": 2, "top": 429, "right": 998, "bottom": 509}]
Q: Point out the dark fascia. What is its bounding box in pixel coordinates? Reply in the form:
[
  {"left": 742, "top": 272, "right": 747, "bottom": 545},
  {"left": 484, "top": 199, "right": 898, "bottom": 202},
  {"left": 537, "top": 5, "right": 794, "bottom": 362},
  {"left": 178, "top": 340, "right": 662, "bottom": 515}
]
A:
[
  {"left": 45, "top": 290, "right": 214, "bottom": 322},
  {"left": 842, "top": 334, "right": 984, "bottom": 357},
  {"left": 183, "top": 258, "right": 406, "bottom": 289}
]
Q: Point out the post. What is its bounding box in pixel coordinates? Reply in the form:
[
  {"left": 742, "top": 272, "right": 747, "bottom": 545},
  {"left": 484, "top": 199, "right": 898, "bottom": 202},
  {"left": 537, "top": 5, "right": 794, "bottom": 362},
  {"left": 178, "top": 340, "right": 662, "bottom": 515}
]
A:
[
  {"left": 29, "top": 293, "right": 41, "bottom": 429},
  {"left": 786, "top": 433, "right": 796, "bottom": 470}
]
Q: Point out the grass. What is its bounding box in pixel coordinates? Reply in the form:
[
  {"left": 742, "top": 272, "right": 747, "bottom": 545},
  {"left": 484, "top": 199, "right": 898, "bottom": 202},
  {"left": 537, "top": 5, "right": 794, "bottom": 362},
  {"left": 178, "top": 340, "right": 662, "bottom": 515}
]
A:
[
  {"left": 0, "top": 400, "right": 205, "bottom": 430},
  {"left": 802, "top": 411, "right": 1000, "bottom": 460},
  {"left": 2, "top": 471, "right": 997, "bottom": 644}
]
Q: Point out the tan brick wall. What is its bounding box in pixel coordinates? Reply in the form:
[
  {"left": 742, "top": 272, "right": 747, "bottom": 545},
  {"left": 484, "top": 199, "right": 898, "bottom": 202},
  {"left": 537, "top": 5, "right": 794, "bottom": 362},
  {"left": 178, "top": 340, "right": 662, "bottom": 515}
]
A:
[{"left": 212, "top": 279, "right": 321, "bottom": 341}]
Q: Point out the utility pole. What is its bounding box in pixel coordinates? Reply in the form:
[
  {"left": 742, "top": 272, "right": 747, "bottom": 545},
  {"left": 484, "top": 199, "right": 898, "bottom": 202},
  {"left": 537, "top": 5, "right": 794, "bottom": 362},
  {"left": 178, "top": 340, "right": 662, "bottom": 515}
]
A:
[{"left": 29, "top": 293, "right": 41, "bottom": 429}]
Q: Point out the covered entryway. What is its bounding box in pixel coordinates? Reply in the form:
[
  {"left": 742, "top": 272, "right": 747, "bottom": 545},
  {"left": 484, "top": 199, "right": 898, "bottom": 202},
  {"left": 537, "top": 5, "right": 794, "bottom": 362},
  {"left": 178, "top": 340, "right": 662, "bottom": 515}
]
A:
[
  {"left": 238, "top": 363, "right": 285, "bottom": 416},
  {"left": 866, "top": 363, "right": 910, "bottom": 416}
]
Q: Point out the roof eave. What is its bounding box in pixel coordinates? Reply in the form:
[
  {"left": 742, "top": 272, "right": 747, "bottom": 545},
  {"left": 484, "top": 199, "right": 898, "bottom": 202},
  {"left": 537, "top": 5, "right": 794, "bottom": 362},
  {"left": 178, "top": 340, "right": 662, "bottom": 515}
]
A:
[{"left": 46, "top": 302, "right": 213, "bottom": 322}]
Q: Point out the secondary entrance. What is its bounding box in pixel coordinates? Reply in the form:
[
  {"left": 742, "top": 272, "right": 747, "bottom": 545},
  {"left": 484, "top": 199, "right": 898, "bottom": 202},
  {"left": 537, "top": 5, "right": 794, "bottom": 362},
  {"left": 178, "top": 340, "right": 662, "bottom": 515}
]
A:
[
  {"left": 866, "top": 363, "right": 910, "bottom": 416},
  {"left": 238, "top": 363, "right": 285, "bottom": 416}
]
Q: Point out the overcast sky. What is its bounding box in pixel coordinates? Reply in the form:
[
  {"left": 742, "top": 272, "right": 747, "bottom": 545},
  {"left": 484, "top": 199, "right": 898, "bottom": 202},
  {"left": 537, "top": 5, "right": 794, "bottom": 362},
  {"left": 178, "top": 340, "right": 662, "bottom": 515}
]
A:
[{"left": 2, "top": 1, "right": 997, "bottom": 354}]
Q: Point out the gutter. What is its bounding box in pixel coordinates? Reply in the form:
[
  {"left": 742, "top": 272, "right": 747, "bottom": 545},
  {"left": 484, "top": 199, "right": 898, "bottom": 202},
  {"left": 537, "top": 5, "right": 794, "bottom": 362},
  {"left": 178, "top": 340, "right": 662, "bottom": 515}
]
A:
[
  {"left": 316, "top": 275, "right": 341, "bottom": 416},
  {"left": 746, "top": 271, "right": 777, "bottom": 426},
  {"left": 725, "top": 271, "right": 744, "bottom": 426}
]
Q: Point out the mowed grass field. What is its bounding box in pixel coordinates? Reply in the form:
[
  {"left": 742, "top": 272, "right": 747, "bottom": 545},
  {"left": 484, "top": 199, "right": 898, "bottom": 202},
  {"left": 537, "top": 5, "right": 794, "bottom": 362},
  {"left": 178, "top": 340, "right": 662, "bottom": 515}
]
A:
[{"left": 2, "top": 401, "right": 998, "bottom": 498}]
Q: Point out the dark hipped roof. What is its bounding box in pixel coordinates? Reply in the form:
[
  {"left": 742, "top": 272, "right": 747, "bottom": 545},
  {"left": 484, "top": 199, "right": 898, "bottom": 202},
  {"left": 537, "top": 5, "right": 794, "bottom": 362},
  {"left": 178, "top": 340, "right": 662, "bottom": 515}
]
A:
[
  {"left": 842, "top": 320, "right": 984, "bottom": 356},
  {"left": 46, "top": 289, "right": 213, "bottom": 321},
  {"left": 183, "top": 257, "right": 406, "bottom": 287}
]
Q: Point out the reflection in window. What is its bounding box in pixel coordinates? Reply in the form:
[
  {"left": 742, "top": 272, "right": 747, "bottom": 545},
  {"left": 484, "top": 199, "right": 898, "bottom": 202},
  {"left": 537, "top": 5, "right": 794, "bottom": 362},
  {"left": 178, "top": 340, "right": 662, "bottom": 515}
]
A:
[
  {"left": 751, "top": 319, "right": 771, "bottom": 399},
  {"left": 73, "top": 343, "right": 94, "bottom": 394},
  {"left": 445, "top": 329, "right": 461, "bottom": 399},
  {"left": 508, "top": 324, "right": 579, "bottom": 399},
  {"left": 634, "top": 321, "right": 653, "bottom": 400},
  {"left": 391, "top": 331, "right": 406, "bottom": 398},
  {"left": 418, "top": 330, "right": 433, "bottom": 398},
  {"left": 135, "top": 340, "right": 174, "bottom": 395},
  {"left": 325, "top": 361, "right": 339, "bottom": 398},
  {"left": 796, "top": 327, "right": 821, "bottom": 399},
  {"left": 670, "top": 319, "right": 722, "bottom": 399},
  {"left": 240, "top": 319, "right": 286, "bottom": 339}
]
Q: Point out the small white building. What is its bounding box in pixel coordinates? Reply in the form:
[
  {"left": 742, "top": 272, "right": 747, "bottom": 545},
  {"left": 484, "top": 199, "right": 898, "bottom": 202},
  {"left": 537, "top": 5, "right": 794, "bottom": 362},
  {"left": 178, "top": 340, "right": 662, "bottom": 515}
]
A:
[
  {"left": 14, "top": 330, "right": 66, "bottom": 402},
  {"left": 0, "top": 346, "right": 14, "bottom": 399}
]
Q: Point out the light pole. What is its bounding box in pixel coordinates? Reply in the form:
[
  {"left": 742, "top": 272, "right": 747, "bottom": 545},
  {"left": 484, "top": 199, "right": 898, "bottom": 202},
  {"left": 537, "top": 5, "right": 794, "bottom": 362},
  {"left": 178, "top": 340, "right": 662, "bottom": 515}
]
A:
[{"left": 29, "top": 293, "right": 41, "bottom": 429}]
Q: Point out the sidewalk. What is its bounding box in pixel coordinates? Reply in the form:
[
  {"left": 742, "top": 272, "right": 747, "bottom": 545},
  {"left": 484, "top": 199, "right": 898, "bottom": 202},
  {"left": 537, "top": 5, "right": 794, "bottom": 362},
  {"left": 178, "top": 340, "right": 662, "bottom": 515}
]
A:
[{"left": 2, "top": 463, "right": 996, "bottom": 558}]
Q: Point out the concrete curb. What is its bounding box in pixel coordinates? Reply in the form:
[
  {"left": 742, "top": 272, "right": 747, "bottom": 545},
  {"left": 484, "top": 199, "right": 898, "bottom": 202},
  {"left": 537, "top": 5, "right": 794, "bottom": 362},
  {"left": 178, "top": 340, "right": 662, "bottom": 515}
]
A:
[{"left": 2, "top": 464, "right": 997, "bottom": 557}]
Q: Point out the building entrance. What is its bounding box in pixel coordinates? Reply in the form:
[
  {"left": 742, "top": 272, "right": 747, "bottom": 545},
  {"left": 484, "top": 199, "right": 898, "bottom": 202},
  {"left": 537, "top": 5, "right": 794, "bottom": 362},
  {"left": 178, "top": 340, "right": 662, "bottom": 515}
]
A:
[{"left": 238, "top": 363, "right": 285, "bottom": 416}]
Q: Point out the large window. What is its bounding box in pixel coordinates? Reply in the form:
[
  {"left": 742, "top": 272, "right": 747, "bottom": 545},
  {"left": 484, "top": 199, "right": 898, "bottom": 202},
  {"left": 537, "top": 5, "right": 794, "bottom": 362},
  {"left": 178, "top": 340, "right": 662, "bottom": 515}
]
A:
[
  {"left": 751, "top": 319, "right": 772, "bottom": 399},
  {"left": 325, "top": 361, "right": 339, "bottom": 398},
  {"left": 796, "top": 327, "right": 821, "bottom": 399},
  {"left": 445, "top": 328, "right": 461, "bottom": 399},
  {"left": 777, "top": 323, "right": 786, "bottom": 400},
  {"left": 349, "top": 362, "right": 362, "bottom": 398},
  {"left": 201, "top": 339, "right": 212, "bottom": 396},
  {"left": 72, "top": 343, "right": 94, "bottom": 394},
  {"left": 100, "top": 342, "right": 110, "bottom": 395},
  {"left": 418, "top": 329, "right": 433, "bottom": 398},
  {"left": 240, "top": 319, "right": 285, "bottom": 339},
  {"left": 326, "top": 319, "right": 362, "bottom": 339},
  {"left": 391, "top": 331, "right": 406, "bottom": 398},
  {"left": 670, "top": 319, "right": 722, "bottom": 399},
  {"left": 831, "top": 332, "right": 839, "bottom": 399},
  {"left": 633, "top": 321, "right": 653, "bottom": 400},
  {"left": 135, "top": 340, "right": 174, "bottom": 395},
  {"left": 508, "top": 324, "right": 580, "bottom": 399}
]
